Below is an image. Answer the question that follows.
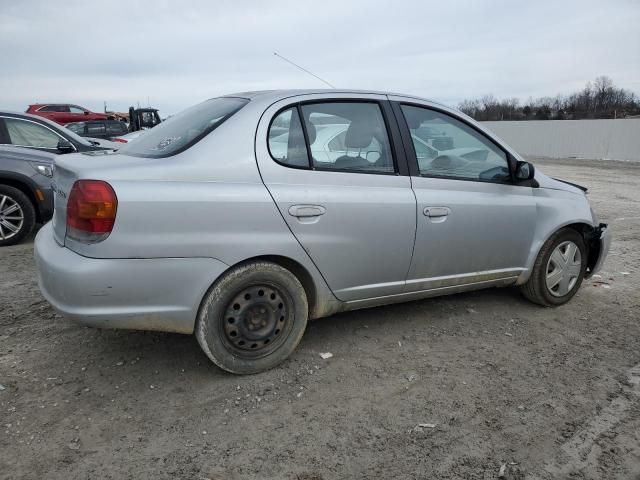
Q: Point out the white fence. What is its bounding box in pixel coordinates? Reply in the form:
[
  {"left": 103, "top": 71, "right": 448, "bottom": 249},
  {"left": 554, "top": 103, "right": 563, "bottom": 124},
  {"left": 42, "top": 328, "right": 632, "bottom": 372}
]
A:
[{"left": 481, "top": 119, "right": 640, "bottom": 162}]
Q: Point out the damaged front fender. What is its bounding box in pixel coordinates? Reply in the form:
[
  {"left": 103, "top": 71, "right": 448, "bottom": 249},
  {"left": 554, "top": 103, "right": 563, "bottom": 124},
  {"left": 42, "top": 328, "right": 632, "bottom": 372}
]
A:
[{"left": 585, "top": 223, "right": 611, "bottom": 277}]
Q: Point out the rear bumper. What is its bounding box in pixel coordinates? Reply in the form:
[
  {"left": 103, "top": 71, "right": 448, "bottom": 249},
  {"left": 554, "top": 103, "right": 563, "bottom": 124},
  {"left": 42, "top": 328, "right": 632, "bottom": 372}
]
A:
[
  {"left": 587, "top": 223, "right": 611, "bottom": 276},
  {"left": 34, "top": 223, "right": 228, "bottom": 333}
]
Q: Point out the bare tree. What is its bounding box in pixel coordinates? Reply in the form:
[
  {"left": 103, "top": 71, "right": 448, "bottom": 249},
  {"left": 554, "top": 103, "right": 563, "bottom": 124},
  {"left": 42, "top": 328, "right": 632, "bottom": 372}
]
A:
[{"left": 457, "top": 76, "right": 639, "bottom": 120}]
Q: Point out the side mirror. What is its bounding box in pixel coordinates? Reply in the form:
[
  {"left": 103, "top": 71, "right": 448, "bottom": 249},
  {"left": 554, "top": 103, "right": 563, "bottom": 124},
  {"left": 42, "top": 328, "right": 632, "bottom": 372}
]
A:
[
  {"left": 83, "top": 111, "right": 89, "bottom": 115},
  {"left": 515, "top": 161, "right": 535, "bottom": 181},
  {"left": 57, "top": 139, "right": 74, "bottom": 154}
]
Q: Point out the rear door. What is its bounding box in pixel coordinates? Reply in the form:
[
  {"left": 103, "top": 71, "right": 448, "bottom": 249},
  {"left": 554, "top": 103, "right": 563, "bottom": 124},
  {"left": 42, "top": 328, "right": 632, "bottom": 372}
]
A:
[
  {"left": 391, "top": 99, "right": 537, "bottom": 291},
  {"left": 255, "top": 94, "right": 416, "bottom": 301}
]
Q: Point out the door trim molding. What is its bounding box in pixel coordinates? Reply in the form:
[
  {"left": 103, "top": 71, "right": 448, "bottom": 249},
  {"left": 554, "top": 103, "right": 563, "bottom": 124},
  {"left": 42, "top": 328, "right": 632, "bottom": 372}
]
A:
[
  {"left": 343, "top": 274, "right": 521, "bottom": 309},
  {"left": 337, "top": 268, "right": 524, "bottom": 304}
]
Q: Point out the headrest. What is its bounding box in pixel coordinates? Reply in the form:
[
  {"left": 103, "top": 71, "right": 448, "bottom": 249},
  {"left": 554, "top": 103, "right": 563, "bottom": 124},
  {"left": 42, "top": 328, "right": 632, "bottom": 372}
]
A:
[{"left": 344, "top": 121, "right": 373, "bottom": 149}]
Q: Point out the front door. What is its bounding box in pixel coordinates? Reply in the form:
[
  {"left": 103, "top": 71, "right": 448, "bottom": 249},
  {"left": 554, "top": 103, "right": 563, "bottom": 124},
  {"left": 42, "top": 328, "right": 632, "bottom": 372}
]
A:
[
  {"left": 393, "top": 101, "right": 537, "bottom": 291},
  {"left": 256, "top": 95, "right": 416, "bottom": 301}
]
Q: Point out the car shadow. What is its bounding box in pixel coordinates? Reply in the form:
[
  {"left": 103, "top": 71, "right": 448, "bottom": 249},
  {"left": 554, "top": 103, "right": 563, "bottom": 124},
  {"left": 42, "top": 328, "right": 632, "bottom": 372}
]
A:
[{"left": 45, "top": 286, "right": 535, "bottom": 387}]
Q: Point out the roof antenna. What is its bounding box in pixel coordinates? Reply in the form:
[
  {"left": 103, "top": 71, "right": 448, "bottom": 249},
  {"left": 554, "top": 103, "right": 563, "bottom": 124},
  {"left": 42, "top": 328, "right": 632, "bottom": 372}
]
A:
[{"left": 273, "top": 52, "right": 336, "bottom": 89}]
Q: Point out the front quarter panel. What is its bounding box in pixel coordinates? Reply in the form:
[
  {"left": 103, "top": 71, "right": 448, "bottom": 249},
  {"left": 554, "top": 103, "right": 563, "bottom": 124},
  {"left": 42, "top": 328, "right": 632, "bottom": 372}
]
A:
[{"left": 519, "top": 187, "right": 595, "bottom": 284}]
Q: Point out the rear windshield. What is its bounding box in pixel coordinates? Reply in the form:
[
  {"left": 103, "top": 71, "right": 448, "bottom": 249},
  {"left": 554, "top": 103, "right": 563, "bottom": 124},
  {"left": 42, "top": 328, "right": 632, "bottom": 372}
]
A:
[{"left": 118, "top": 97, "right": 249, "bottom": 158}]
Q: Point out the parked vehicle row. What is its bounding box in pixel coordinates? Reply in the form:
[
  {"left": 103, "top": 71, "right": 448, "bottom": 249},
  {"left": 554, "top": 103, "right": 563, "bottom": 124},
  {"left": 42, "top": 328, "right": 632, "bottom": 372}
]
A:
[{"left": 33, "top": 89, "right": 610, "bottom": 375}]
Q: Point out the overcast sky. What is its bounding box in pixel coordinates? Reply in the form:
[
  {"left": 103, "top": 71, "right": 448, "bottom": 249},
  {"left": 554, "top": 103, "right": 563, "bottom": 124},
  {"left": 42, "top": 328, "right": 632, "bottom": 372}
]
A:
[{"left": 1, "top": 0, "right": 638, "bottom": 116}]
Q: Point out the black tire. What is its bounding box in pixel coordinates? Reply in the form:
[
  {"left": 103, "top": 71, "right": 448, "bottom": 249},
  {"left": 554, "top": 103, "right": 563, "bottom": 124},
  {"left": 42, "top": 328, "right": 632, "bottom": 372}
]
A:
[
  {"left": 0, "top": 185, "right": 36, "bottom": 247},
  {"left": 196, "top": 261, "right": 308, "bottom": 374},
  {"left": 521, "top": 228, "right": 587, "bottom": 307}
]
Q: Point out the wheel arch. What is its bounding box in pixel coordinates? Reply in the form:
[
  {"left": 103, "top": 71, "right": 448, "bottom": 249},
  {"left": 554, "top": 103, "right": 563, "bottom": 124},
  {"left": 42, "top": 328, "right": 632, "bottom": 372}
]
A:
[
  {"left": 217, "top": 254, "right": 340, "bottom": 320},
  {"left": 521, "top": 221, "right": 600, "bottom": 285},
  {"left": 564, "top": 222, "right": 603, "bottom": 277}
]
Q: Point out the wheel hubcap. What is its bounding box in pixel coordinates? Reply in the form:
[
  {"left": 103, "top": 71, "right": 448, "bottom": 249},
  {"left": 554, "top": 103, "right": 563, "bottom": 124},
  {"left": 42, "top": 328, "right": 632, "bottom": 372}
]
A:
[
  {"left": 223, "top": 285, "right": 289, "bottom": 354},
  {"left": 0, "top": 194, "right": 24, "bottom": 241},
  {"left": 546, "top": 241, "right": 582, "bottom": 297}
]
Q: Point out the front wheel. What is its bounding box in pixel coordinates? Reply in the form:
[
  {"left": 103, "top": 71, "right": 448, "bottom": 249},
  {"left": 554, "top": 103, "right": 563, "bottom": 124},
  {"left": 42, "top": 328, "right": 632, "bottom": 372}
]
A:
[
  {"left": 196, "top": 261, "right": 308, "bottom": 374},
  {"left": 521, "top": 228, "right": 587, "bottom": 307}
]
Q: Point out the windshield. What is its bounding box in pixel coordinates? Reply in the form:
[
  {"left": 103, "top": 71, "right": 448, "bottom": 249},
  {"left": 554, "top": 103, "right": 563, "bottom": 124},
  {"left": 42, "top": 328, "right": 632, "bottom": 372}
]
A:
[{"left": 118, "top": 97, "right": 249, "bottom": 158}]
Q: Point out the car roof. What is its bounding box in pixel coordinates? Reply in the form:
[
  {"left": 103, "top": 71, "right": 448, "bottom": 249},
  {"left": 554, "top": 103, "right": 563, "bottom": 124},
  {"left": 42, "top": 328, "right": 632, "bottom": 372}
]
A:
[
  {"left": 65, "top": 119, "right": 123, "bottom": 125},
  {"left": 221, "top": 89, "right": 449, "bottom": 108},
  {"left": 0, "top": 145, "right": 56, "bottom": 162},
  {"left": 0, "top": 110, "right": 67, "bottom": 129},
  {"left": 29, "top": 103, "right": 80, "bottom": 106}
]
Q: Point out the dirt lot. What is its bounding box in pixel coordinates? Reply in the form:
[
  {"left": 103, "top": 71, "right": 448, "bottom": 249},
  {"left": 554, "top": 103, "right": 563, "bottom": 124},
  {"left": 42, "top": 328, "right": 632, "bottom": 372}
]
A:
[{"left": 1, "top": 158, "right": 639, "bottom": 480}]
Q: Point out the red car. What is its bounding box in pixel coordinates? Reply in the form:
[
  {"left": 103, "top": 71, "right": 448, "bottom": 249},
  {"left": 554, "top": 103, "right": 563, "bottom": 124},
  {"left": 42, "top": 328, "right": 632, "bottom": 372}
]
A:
[{"left": 26, "top": 104, "right": 108, "bottom": 125}]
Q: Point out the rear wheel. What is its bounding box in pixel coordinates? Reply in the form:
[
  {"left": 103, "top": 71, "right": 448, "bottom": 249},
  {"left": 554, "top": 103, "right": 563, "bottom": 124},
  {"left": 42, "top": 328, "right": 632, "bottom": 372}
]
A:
[
  {"left": 521, "top": 228, "right": 586, "bottom": 306},
  {"left": 0, "top": 185, "right": 35, "bottom": 247},
  {"left": 196, "top": 261, "right": 308, "bottom": 374}
]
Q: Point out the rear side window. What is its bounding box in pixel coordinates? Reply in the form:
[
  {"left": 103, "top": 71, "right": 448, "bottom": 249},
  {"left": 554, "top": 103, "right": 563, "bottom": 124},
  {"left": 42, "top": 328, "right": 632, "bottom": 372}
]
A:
[
  {"left": 267, "top": 102, "right": 395, "bottom": 174},
  {"left": 87, "top": 123, "right": 106, "bottom": 135},
  {"left": 66, "top": 123, "right": 85, "bottom": 134},
  {"left": 268, "top": 108, "right": 309, "bottom": 168},
  {"left": 107, "top": 122, "right": 127, "bottom": 135},
  {"left": 4, "top": 118, "right": 61, "bottom": 148},
  {"left": 39, "top": 105, "right": 68, "bottom": 112},
  {"left": 119, "top": 97, "right": 249, "bottom": 158}
]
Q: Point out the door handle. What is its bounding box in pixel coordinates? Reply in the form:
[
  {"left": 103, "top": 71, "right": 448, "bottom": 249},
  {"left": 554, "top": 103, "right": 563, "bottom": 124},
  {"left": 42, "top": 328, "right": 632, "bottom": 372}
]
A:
[
  {"left": 288, "top": 205, "right": 326, "bottom": 218},
  {"left": 423, "top": 207, "right": 450, "bottom": 218}
]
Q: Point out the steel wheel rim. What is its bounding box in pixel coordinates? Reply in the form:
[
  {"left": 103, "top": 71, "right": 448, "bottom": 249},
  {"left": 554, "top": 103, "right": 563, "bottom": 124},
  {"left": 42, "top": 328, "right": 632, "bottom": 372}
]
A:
[
  {"left": 0, "top": 194, "right": 25, "bottom": 241},
  {"left": 221, "top": 284, "right": 292, "bottom": 358},
  {"left": 546, "top": 240, "right": 582, "bottom": 297}
]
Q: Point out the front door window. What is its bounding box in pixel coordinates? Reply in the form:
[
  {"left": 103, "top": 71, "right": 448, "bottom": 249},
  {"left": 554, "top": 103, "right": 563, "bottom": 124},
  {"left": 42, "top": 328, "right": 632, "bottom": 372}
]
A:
[{"left": 401, "top": 104, "right": 510, "bottom": 182}]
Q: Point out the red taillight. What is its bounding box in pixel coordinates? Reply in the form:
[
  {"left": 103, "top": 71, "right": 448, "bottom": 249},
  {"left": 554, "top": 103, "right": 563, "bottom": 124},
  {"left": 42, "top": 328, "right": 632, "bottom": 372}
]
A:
[
  {"left": 66, "top": 180, "right": 118, "bottom": 243},
  {"left": 113, "top": 138, "right": 127, "bottom": 143}
]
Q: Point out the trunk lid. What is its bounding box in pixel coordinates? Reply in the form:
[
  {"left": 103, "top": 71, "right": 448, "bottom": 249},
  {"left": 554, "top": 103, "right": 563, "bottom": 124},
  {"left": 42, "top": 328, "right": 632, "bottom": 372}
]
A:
[{"left": 49, "top": 149, "right": 159, "bottom": 248}]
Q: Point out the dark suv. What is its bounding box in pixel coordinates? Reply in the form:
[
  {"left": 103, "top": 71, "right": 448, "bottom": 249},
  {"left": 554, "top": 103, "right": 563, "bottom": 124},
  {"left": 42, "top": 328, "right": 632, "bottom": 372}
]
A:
[
  {"left": 0, "top": 111, "right": 113, "bottom": 154},
  {"left": 65, "top": 120, "right": 129, "bottom": 141},
  {"left": 0, "top": 146, "right": 55, "bottom": 246}
]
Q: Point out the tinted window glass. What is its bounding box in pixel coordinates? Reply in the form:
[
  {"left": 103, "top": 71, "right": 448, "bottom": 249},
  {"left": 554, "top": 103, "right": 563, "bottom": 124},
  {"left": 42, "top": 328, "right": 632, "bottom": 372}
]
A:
[
  {"left": 268, "top": 108, "right": 309, "bottom": 167},
  {"left": 66, "top": 123, "right": 85, "bottom": 134},
  {"left": 69, "top": 106, "right": 86, "bottom": 113},
  {"left": 39, "top": 105, "right": 68, "bottom": 112},
  {"left": 119, "top": 97, "right": 248, "bottom": 158},
  {"left": 300, "top": 102, "right": 394, "bottom": 173},
  {"left": 4, "top": 118, "right": 61, "bottom": 148},
  {"left": 401, "top": 105, "right": 510, "bottom": 181},
  {"left": 107, "top": 122, "right": 127, "bottom": 134},
  {"left": 87, "top": 123, "right": 106, "bottom": 135}
]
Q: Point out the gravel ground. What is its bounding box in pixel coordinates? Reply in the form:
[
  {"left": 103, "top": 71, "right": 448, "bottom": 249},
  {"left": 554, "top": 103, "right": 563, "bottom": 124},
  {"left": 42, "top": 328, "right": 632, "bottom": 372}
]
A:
[{"left": 1, "top": 157, "right": 639, "bottom": 480}]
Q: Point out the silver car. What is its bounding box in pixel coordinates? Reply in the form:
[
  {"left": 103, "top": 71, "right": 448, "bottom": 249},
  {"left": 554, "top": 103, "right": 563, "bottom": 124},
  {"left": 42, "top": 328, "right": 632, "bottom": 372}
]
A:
[{"left": 34, "top": 90, "right": 611, "bottom": 374}]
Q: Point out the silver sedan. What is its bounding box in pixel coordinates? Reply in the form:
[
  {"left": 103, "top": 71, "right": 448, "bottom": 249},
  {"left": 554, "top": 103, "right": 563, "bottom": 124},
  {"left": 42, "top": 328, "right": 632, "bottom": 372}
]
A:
[{"left": 35, "top": 90, "right": 610, "bottom": 374}]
